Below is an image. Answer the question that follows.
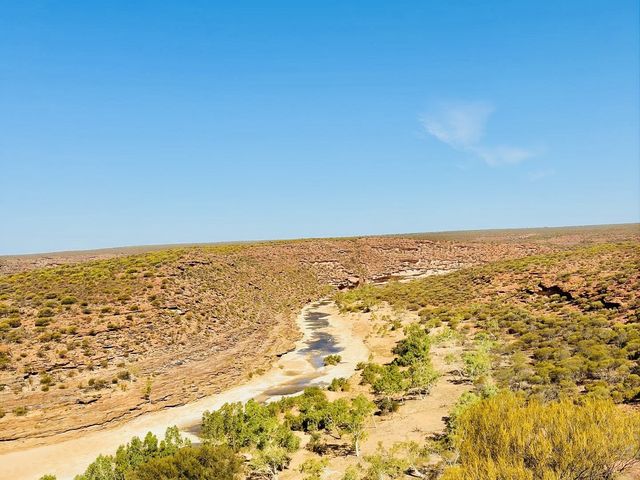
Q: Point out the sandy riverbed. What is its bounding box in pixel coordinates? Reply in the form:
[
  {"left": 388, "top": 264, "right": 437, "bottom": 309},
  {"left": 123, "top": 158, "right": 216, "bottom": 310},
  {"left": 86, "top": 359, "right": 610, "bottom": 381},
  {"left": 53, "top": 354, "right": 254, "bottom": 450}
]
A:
[{"left": 0, "top": 300, "right": 369, "bottom": 480}]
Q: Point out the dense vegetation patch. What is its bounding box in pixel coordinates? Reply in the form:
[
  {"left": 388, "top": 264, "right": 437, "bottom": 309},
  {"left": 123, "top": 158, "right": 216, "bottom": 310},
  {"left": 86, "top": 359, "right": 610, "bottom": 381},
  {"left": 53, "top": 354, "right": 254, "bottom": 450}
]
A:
[
  {"left": 439, "top": 391, "right": 640, "bottom": 480},
  {"left": 202, "top": 388, "right": 376, "bottom": 470},
  {"left": 337, "top": 243, "right": 640, "bottom": 402},
  {"left": 63, "top": 427, "right": 241, "bottom": 480}
]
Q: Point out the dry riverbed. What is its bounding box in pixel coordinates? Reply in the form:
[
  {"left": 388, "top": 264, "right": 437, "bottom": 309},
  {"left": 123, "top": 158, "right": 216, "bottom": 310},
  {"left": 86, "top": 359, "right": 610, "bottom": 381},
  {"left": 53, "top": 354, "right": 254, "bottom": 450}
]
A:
[
  {"left": 0, "top": 300, "right": 369, "bottom": 480},
  {"left": 281, "top": 304, "right": 471, "bottom": 479}
]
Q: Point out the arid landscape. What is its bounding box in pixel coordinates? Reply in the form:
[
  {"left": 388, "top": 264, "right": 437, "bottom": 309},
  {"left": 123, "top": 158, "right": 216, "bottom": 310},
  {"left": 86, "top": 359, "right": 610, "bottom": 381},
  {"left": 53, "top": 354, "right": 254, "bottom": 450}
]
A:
[
  {"left": 0, "top": 230, "right": 554, "bottom": 443},
  {"left": 3, "top": 2, "right": 638, "bottom": 478},
  {"left": 1, "top": 224, "right": 639, "bottom": 479}
]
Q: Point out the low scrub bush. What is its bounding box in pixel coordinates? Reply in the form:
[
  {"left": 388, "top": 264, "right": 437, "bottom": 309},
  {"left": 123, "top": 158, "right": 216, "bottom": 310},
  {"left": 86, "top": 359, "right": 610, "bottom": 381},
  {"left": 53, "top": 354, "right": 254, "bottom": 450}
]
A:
[
  {"left": 328, "top": 377, "right": 350, "bottom": 392},
  {"left": 323, "top": 354, "right": 342, "bottom": 366},
  {"left": 441, "top": 391, "right": 640, "bottom": 480},
  {"left": 13, "top": 406, "right": 28, "bottom": 416}
]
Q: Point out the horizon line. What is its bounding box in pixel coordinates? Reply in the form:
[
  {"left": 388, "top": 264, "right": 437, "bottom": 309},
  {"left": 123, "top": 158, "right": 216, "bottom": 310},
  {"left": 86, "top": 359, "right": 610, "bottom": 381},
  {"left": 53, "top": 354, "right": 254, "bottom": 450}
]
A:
[{"left": 2, "top": 221, "right": 638, "bottom": 258}]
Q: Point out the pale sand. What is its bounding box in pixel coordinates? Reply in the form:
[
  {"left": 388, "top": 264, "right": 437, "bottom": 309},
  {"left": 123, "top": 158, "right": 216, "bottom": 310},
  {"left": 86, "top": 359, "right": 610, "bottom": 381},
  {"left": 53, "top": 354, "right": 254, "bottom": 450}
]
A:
[
  {"left": 0, "top": 301, "right": 369, "bottom": 480},
  {"left": 281, "top": 305, "right": 471, "bottom": 480}
]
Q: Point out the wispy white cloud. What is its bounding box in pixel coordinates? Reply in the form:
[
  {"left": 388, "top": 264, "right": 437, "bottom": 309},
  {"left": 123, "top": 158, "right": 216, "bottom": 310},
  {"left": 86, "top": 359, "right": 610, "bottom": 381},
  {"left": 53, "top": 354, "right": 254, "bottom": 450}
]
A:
[
  {"left": 473, "top": 145, "right": 536, "bottom": 166},
  {"left": 528, "top": 168, "right": 556, "bottom": 181},
  {"left": 421, "top": 101, "right": 494, "bottom": 149},
  {"left": 421, "top": 101, "right": 536, "bottom": 167}
]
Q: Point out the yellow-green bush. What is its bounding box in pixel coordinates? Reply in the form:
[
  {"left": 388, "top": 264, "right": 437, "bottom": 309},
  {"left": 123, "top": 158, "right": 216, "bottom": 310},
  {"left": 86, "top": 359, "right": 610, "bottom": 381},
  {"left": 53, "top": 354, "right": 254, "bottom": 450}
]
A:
[{"left": 441, "top": 391, "right": 640, "bottom": 480}]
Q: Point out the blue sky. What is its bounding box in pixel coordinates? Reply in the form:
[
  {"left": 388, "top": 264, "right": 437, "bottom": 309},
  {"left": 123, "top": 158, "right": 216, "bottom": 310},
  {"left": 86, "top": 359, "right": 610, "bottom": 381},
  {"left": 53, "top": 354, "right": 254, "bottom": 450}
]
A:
[{"left": 1, "top": 1, "right": 638, "bottom": 254}]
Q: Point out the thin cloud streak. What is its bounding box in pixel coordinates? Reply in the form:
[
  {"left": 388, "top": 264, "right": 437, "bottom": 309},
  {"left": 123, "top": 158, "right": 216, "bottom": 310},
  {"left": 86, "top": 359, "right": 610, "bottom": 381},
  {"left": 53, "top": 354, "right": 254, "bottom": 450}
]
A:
[
  {"left": 528, "top": 168, "right": 556, "bottom": 181},
  {"left": 421, "top": 101, "right": 536, "bottom": 166},
  {"left": 421, "top": 101, "right": 494, "bottom": 149},
  {"left": 473, "top": 145, "right": 536, "bottom": 166}
]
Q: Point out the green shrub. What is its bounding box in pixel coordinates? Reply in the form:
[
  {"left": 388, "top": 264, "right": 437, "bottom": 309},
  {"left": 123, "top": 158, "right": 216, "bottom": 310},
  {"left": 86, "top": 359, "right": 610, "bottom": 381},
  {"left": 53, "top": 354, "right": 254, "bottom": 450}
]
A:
[
  {"left": 40, "top": 372, "right": 55, "bottom": 387},
  {"left": 60, "top": 296, "right": 77, "bottom": 305},
  {"left": 328, "top": 377, "right": 350, "bottom": 392},
  {"left": 13, "top": 406, "right": 28, "bottom": 416},
  {"left": 202, "top": 399, "right": 299, "bottom": 453},
  {"left": 370, "top": 364, "right": 409, "bottom": 399},
  {"left": 376, "top": 397, "right": 401, "bottom": 415},
  {"left": 323, "top": 354, "right": 342, "bottom": 366},
  {"left": 75, "top": 427, "right": 190, "bottom": 480},
  {"left": 299, "top": 458, "right": 328, "bottom": 480},
  {"left": 392, "top": 323, "right": 432, "bottom": 366},
  {"left": 441, "top": 391, "right": 640, "bottom": 480},
  {"left": 462, "top": 347, "right": 492, "bottom": 381},
  {"left": 7, "top": 318, "right": 21, "bottom": 328},
  {"left": 364, "top": 443, "right": 408, "bottom": 480},
  {"left": 125, "top": 444, "right": 241, "bottom": 480},
  {"left": 37, "top": 308, "right": 54, "bottom": 318},
  {"left": 0, "top": 350, "right": 10, "bottom": 369}
]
